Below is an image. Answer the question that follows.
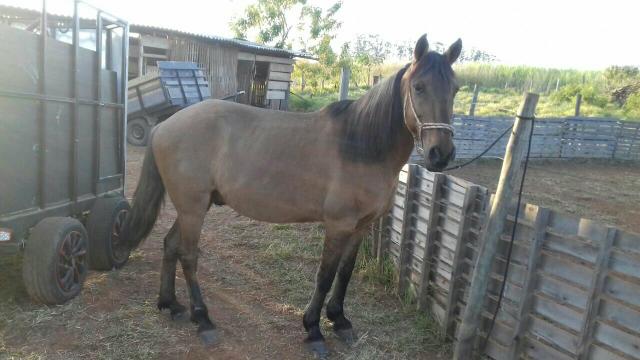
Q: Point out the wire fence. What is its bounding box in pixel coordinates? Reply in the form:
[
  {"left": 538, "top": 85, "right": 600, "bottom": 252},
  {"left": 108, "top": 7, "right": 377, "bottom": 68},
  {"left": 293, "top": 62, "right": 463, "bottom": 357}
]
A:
[{"left": 411, "top": 116, "right": 640, "bottom": 161}]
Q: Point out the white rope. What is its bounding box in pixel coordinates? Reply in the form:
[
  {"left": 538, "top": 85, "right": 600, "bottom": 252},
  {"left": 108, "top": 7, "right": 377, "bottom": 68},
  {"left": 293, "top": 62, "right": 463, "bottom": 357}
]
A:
[{"left": 405, "top": 91, "right": 455, "bottom": 138}]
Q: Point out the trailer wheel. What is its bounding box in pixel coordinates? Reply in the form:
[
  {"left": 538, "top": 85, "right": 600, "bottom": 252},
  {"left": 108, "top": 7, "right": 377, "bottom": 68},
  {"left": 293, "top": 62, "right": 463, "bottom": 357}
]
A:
[
  {"left": 22, "top": 217, "right": 89, "bottom": 304},
  {"left": 127, "top": 117, "right": 150, "bottom": 146},
  {"left": 87, "top": 196, "right": 131, "bottom": 270}
]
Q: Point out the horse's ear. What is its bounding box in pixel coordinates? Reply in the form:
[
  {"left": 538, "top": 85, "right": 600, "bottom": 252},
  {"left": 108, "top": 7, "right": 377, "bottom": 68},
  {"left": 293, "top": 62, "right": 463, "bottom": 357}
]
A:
[
  {"left": 414, "top": 34, "right": 429, "bottom": 62},
  {"left": 444, "top": 38, "right": 463, "bottom": 64}
]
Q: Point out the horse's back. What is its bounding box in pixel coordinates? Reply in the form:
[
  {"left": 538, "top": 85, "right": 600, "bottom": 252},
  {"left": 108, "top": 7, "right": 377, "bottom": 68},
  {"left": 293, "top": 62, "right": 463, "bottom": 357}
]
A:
[{"left": 151, "top": 99, "right": 337, "bottom": 223}]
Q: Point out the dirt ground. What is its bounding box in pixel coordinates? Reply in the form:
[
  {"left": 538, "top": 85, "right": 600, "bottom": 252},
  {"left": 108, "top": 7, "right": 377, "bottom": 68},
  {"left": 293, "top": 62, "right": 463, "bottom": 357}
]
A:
[
  {"left": 447, "top": 158, "right": 640, "bottom": 234},
  {"left": 0, "top": 147, "right": 448, "bottom": 360},
  {"left": 1, "top": 149, "right": 637, "bottom": 360}
]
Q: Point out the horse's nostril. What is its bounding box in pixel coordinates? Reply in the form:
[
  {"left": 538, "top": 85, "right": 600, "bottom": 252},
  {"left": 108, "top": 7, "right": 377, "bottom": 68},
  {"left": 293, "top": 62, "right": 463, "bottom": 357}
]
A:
[{"left": 428, "top": 147, "right": 441, "bottom": 164}]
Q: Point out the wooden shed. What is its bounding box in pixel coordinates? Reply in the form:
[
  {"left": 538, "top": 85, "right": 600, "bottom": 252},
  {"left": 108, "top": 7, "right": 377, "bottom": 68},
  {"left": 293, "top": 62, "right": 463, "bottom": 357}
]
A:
[
  {"left": 0, "top": 5, "right": 303, "bottom": 111},
  {"left": 129, "top": 25, "right": 303, "bottom": 111}
]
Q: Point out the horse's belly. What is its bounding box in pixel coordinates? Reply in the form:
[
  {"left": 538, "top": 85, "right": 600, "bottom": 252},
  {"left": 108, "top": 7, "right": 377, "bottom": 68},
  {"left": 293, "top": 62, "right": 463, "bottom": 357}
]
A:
[{"left": 221, "top": 189, "right": 324, "bottom": 224}]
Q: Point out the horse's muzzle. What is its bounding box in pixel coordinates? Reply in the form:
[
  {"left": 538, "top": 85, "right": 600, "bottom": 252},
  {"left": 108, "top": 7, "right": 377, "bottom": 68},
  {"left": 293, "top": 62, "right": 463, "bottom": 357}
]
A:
[{"left": 424, "top": 146, "right": 455, "bottom": 172}]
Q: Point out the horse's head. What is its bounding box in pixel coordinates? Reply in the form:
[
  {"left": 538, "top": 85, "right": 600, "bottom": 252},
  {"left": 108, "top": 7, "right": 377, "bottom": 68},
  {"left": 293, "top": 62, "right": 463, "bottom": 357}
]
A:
[{"left": 402, "top": 34, "right": 461, "bottom": 172}]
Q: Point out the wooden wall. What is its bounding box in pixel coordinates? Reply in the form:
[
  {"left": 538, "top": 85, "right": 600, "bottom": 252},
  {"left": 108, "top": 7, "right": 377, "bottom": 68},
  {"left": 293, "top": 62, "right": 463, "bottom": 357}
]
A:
[
  {"left": 238, "top": 52, "right": 294, "bottom": 110},
  {"left": 239, "top": 52, "right": 294, "bottom": 110},
  {"left": 368, "top": 164, "right": 640, "bottom": 360},
  {"left": 267, "top": 61, "right": 293, "bottom": 111},
  {"left": 168, "top": 37, "right": 239, "bottom": 100}
]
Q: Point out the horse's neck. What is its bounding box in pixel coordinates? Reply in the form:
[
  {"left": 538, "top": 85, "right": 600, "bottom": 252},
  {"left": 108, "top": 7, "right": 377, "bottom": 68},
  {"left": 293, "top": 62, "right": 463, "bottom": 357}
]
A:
[{"left": 387, "top": 126, "right": 415, "bottom": 175}]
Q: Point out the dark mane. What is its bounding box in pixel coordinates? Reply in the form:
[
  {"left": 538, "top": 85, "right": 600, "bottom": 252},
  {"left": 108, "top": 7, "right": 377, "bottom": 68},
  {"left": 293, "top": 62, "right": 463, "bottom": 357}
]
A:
[{"left": 325, "top": 64, "right": 410, "bottom": 163}]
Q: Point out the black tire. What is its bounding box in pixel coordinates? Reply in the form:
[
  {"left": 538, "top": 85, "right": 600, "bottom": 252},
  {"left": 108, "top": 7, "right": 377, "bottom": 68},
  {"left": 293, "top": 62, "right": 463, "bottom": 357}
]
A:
[
  {"left": 86, "top": 196, "right": 131, "bottom": 270},
  {"left": 22, "top": 217, "right": 89, "bottom": 305},
  {"left": 127, "top": 117, "right": 150, "bottom": 146}
]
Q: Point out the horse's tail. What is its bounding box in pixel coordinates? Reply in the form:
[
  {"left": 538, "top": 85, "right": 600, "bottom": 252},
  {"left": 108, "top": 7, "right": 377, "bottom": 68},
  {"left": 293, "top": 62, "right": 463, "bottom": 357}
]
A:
[{"left": 123, "top": 138, "right": 165, "bottom": 250}]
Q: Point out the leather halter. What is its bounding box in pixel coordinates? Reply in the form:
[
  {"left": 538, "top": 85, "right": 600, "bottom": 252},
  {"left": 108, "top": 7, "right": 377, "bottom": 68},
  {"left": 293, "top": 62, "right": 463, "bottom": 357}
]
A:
[{"left": 404, "top": 87, "right": 455, "bottom": 153}]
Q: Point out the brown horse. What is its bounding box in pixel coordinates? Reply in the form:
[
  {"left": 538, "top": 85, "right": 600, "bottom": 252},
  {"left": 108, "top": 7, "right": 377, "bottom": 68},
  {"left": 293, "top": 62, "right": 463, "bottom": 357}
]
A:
[{"left": 124, "top": 34, "right": 461, "bottom": 356}]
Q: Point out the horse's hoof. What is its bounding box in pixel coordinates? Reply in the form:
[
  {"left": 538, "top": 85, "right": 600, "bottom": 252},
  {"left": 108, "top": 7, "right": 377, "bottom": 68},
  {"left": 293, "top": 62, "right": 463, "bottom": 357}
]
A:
[
  {"left": 335, "top": 327, "right": 358, "bottom": 345},
  {"left": 170, "top": 308, "right": 188, "bottom": 321},
  {"left": 158, "top": 300, "right": 187, "bottom": 321},
  {"left": 198, "top": 329, "right": 218, "bottom": 347},
  {"left": 305, "top": 340, "right": 329, "bottom": 359}
]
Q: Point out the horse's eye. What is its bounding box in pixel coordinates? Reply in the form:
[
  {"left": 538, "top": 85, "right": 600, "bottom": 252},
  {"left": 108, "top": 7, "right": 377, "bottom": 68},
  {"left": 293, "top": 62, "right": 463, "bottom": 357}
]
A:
[{"left": 413, "top": 83, "right": 425, "bottom": 94}]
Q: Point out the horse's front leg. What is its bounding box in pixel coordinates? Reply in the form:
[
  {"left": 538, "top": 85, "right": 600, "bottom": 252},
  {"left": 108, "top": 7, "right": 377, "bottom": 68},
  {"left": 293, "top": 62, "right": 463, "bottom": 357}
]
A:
[
  {"left": 176, "top": 197, "right": 217, "bottom": 345},
  {"left": 303, "top": 224, "right": 353, "bottom": 358},
  {"left": 326, "top": 234, "right": 363, "bottom": 344}
]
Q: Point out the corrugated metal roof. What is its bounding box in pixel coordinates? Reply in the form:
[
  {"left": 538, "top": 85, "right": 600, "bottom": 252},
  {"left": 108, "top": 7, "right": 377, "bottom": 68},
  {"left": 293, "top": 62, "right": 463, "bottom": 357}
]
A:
[
  {"left": 129, "top": 24, "right": 312, "bottom": 59},
  {"left": 0, "top": 4, "right": 312, "bottom": 59}
]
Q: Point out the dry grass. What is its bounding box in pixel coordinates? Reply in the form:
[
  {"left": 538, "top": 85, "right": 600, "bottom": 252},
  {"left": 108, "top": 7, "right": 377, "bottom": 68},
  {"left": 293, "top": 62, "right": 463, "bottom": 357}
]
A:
[
  {"left": 0, "top": 213, "right": 450, "bottom": 360},
  {"left": 1, "top": 146, "right": 452, "bottom": 359},
  {"left": 246, "top": 223, "right": 452, "bottom": 359},
  {"left": 0, "top": 255, "right": 194, "bottom": 360}
]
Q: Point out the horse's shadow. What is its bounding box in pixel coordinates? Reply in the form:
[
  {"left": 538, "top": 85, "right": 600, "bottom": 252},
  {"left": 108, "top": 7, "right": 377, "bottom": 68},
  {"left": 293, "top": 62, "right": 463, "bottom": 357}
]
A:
[{"left": 0, "top": 254, "right": 31, "bottom": 303}]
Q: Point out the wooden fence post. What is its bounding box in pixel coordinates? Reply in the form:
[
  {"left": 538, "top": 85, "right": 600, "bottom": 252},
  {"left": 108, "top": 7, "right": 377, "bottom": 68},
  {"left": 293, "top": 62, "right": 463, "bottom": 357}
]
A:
[
  {"left": 575, "top": 93, "right": 582, "bottom": 116},
  {"left": 339, "top": 66, "right": 350, "bottom": 101},
  {"left": 453, "top": 92, "right": 539, "bottom": 360},
  {"left": 469, "top": 84, "right": 480, "bottom": 116},
  {"left": 443, "top": 185, "right": 480, "bottom": 336},
  {"left": 397, "top": 165, "right": 418, "bottom": 297},
  {"left": 370, "top": 219, "right": 379, "bottom": 258},
  {"left": 417, "top": 172, "right": 446, "bottom": 311},
  {"left": 508, "top": 206, "right": 551, "bottom": 358},
  {"left": 376, "top": 215, "right": 389, "bottom": 271},
  {"left": 576, "top": 227, "right": 617, "bottom": 359}
]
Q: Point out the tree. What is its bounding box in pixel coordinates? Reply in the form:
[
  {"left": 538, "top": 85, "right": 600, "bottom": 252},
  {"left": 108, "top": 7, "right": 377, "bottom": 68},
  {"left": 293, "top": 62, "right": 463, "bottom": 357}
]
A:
[
  {"left": 231, "top": 0, "right": 342, "bottom": 51},
  {"left": 459, "top": 47, "right": 497, "bottom": 63},
  {"left": 394, "top": 40, "right": 413, "bottom": 61},
  {"left": 231, "top": 0, "right": 307, "bottom": 49},
  {"left": 303, "top": 2, "right": 342, "bottom": 41},
  {"left": 604, "top": 66, "right": 639, "bottom": 90},
  {"left": 353, "top": 34, "right": 391, "bottom": 85},
  {"left": 314, "top": 35, "right": 337, "bottom": 90}
]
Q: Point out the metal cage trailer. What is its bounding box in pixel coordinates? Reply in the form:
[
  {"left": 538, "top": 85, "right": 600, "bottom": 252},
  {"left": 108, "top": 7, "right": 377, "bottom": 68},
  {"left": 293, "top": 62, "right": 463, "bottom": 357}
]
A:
[
  {"left": 0, "top": 1, "right": 131, "bottom": 304},
  {"left": 126, "top": 61, "right": 211, "bottom": 146}
]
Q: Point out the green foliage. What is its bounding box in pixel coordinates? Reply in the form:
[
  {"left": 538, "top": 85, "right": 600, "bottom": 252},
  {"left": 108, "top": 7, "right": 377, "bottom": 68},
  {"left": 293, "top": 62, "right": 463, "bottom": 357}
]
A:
[
  {"left": 231, "top": 0, "right": 342, "bottom": 50},
  {"left": 551, "top": 84, "right": 608, "bottom": 107},
  {"left": 458, "top": 47, "right": 497, "bottom": 63},
  {"left": 624, "top": 92, "right": 640, "bottom": 118},
  {"left": 353, "top": 34, "right": 391, "bottom": 68},
  {"left": 454, "top": 63, "right": 605, "bottom": 93},
  {"left": 604, "top": 65, "right": 640, "bottom": 89},
  {"left": 291, "top": 83, "right": 638, "bottom": 121},
  {"left": 302, "top": 1, "right": 342, "bottom": 40},
  {"left": 231, "top": 0, "right": 307, "bottom": 48}
]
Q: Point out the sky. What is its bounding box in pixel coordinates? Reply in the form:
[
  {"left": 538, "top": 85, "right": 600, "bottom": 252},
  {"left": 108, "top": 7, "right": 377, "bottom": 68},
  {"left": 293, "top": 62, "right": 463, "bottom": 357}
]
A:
[{"left": 1, "top": 0, "right": 638, "bottom": 70}]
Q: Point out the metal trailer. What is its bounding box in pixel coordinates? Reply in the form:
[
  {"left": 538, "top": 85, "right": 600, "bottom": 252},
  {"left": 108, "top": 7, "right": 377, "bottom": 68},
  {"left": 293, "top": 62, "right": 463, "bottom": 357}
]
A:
[
  {"left": 0, "top": 1, "right": 130, "bottom": 304},
  {"left": 126, "top": 61, "right": 211, "bottom": 146}
]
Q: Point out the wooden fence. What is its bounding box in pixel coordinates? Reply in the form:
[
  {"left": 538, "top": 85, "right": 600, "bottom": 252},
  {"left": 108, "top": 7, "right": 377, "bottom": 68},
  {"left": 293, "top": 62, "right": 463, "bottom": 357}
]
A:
[
  {"left": 368, "top": 164, "right": 640, "bottom": 359},
  {"left": 451, "top": 116, "right": 640, "bottom": 161}
]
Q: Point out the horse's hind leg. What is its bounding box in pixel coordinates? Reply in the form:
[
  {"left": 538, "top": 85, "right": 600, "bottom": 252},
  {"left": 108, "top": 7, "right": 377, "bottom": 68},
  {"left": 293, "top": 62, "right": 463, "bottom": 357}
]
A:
[
  {"left": 175, "top": 194, "right": 217, "bottom": 345},
  {"left": 326, "top": 235, "right": 362, "bottom": 344},
  {"left": 157, "top": 221, "right": 187, "bottom": 320}
]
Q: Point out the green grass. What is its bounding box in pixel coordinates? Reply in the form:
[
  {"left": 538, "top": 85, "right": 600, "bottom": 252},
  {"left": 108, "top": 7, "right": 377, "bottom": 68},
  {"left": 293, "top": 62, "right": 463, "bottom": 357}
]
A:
[
  {"left": 453, "top": 63, "right": 606, "bottom": 92},
  {"left": 290, "top": 61, "right": 640, "bottom": 120},
  {"left": 453, "top": 87, "right": 631, "bottom": 119},
  {"left": 290, "top": 87, "right": 369, "bottom": 112},
  {"left": 291, "top": 85, "right": 637, "bottom": 120}
]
